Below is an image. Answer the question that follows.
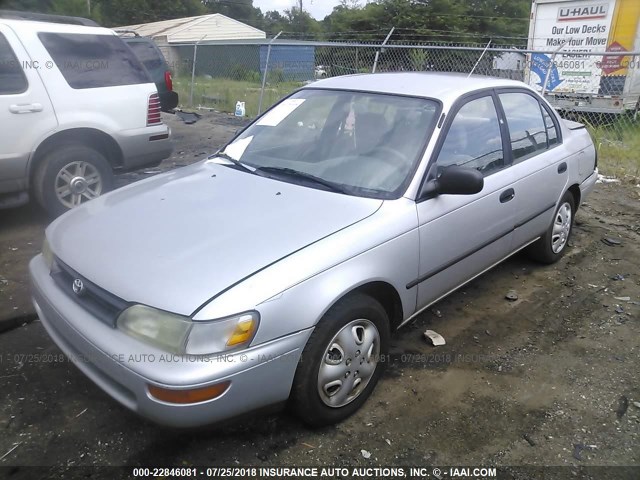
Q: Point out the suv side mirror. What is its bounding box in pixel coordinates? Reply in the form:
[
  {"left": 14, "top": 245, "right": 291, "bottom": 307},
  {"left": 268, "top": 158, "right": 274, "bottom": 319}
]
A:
[{"left": 420, "top": 165, "right": 484, "bottom": 199}]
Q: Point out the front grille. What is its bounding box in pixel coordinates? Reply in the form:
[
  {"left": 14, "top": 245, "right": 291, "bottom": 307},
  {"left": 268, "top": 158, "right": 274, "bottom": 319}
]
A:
[{"left": 51, "top": 258, "right": 129, "bottom": 326}]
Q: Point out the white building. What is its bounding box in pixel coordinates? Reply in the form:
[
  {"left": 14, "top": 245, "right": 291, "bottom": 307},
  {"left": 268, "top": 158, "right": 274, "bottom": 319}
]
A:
[
  {"left": 117, "top": 13, "right": 266, "bottom": 43},
  {"left": 117, "top": 14, "right": 266, "bottom": 70}
]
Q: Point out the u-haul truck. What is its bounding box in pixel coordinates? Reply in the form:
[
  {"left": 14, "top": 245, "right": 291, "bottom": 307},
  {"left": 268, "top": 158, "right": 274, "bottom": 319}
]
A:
[{"left": 525, "top": 0, "right": 640, "bottom": 116}]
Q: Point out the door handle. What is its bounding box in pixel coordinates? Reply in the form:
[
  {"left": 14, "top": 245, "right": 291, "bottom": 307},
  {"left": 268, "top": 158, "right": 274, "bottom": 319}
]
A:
[
  {"left": 9, "top": 103, "right": 43, "bottom": 114},
  {"left": 557, "top": 162, "right": 567, "bottom": 174},
  {"left": 499, "top": 188, "right": 515, "bottom": 203}
]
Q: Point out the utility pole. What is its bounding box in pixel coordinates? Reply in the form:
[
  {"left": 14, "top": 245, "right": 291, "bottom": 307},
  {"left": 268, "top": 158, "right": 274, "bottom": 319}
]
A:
[
  {"left": 298, "top": 0, "right": 304, "bottom": 37},
  {"left": 86, "top": 0, "right": 91, "bottom": 15}
]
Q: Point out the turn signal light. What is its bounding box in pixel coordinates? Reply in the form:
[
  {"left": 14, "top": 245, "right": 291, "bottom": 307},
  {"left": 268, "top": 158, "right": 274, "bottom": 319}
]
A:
[{"left": 148, "top": 381, "right": 230, "bottom": 404}]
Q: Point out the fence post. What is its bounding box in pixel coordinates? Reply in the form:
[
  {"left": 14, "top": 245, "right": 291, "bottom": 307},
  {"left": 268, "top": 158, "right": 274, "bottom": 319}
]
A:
[
  {"left": 189, "top": 37, "right": 205, "bottom": 107},
  {"left": 541, "top": 40, "right": 567, "bottom": 96},
  {"left": 258, "top": 31, "right": 283, "bottom": 116},
  {"left": 372, "top": 27, "right": 395, "bottom": 73}
]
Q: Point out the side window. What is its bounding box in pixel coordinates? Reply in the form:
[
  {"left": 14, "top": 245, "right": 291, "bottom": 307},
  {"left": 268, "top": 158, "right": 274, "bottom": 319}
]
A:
[
  {"left": 436, "top": 95, "right": 505, "bottom": 176},
  {"left": 541, "top": 106, "right": 559, "bottom": 147},
  {"left": 0, "top": 32, "right": 28, "bottom": 94},
  {"left": 499, "top": 92, "right": 548, "bottom": 162},
  {"left": 38, "top": 33, "right": 149, "bottom": 89}
]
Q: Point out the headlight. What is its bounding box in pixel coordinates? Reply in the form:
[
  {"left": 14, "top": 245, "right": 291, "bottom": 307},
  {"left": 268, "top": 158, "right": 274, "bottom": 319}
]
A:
[
  {"left": 42, "top": 237, "right": 54, "bottom": 270},
  {"left": 117, "top": 305, "right": 191, "bottom": 354},
  {"left": 117, "top": 305, "right": 259, "bottom": 355}
]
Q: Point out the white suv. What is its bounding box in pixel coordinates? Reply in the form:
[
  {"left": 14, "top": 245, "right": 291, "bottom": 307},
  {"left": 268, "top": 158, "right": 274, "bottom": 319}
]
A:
[{"left": 0, "top": 13, "right": 172, "bottom": 216}]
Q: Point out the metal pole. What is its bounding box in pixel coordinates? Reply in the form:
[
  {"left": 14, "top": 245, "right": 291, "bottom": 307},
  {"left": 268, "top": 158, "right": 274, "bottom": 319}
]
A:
[
  {"left": 468, "top": 39, "right": 491, "bottom": 77},
  {"left": 189, "top": 39, "right": 203, "bottom": 107},
  {"left": 258, "top": 31, "right": 282, "bottom": 115},
  {"left": 372, "top": 27, "right": 395, "bottom": 73},
  {"left": 542, "top": 40, "right": 567, "bottom": 96}
]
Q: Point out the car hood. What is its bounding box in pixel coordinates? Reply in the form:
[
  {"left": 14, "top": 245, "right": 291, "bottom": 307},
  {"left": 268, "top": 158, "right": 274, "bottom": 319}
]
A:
[{"left": 47, "top": 161, "right": 382, "bottom": 316}]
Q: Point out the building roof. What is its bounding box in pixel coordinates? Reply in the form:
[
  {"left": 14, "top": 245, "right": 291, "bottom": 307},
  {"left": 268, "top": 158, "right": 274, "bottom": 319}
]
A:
[{"left": 116, "top": 13, "right": 266, "bottom": 43}]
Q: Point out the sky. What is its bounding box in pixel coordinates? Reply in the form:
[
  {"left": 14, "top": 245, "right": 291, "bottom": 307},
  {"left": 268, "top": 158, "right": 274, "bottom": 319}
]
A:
[{"left": 253, "top": 0, "right": 345, "bottom": 20}]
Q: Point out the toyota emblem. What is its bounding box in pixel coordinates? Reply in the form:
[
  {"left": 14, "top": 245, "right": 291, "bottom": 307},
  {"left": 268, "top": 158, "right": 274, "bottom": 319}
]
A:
[{"left": 72, "top": 278, "right": 85, "bottom": 296}]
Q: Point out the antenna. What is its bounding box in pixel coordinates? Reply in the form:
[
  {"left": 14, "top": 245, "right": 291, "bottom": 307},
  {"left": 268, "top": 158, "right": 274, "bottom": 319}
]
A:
[{"left": 468, "top": 39, "right": 492, "bottom": 77}]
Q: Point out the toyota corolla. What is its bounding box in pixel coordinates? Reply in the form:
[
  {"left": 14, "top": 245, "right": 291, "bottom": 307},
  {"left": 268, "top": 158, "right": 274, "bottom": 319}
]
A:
[{"left": 30, "top": 73, "right": 598, "bottom": 427}]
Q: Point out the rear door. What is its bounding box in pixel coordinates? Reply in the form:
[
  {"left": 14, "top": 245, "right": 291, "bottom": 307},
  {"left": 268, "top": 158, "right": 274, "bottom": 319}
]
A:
[
  {"left": 0, "top": 24, "right": 57, "bottom": 193},
  {"left": 496, "top": 89, "right": 569, "bottom": 250},
  {"left": 413, "top": 92, "right": 517, "bottom": 310}
]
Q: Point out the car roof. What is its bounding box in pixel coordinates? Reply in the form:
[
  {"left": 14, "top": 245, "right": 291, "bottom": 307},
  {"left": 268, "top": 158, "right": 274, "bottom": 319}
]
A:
[
  {"left": 308, "top": 72, "right": 531, "bottom": 103},
  {"left": 1, "top": 18, "right": 113, "bottom": 35}
]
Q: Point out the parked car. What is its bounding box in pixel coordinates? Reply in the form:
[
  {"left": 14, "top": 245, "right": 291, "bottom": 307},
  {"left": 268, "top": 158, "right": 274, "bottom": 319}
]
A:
[
  {"left": 117, "top": 30, "right": 179, "bottom": 112},
  {"left": 31, "top": 73, "right": 597, "bottom": 427},
  {"left": 0, "top": 12, "right": 172, "bottom": 216}
]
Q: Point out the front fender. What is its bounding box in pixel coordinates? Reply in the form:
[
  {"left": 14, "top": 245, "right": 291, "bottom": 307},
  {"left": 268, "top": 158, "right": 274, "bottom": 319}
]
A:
[{"left": 193, "top": 199, "right": 421, "bottom": 345}]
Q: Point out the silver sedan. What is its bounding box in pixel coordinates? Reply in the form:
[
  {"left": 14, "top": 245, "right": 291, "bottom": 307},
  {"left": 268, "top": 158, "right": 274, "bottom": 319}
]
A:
[{"left": 30, "top": 73, "right": 598, "bottom": 427}]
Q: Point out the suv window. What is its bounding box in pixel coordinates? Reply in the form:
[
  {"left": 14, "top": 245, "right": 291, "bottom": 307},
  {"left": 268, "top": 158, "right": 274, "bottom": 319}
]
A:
[
  {"left": 127, "top": 41, "right": 164, "bottom": 73},
  {"left": 38, "top": 33, "right": 149, "bottom": 89},
  {"left": 436, "top": 95, "right": 505, "bottom": 176},
  {"left": 0, "top": 33, "right": 28, "bottom": 94},
  {"left": 499, "top": 92, "right": 549, "bottom": 162}
]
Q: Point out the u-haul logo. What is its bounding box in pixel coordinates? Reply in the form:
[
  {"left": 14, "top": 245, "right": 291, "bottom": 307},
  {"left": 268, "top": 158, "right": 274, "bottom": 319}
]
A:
[{"left": 557, "top": 3, "right": 608, "bottom": 21}]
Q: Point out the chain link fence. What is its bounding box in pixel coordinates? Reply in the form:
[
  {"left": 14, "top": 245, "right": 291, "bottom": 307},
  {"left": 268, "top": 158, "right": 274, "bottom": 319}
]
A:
[{"left": 159, "top": 39, "right": 640, "bottom": 179}]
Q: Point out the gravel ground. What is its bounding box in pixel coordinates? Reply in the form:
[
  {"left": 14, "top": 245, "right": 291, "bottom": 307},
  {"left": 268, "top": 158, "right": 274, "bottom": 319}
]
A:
[{"left": 0, "top": 111, "right": 638, "bottom": 479}]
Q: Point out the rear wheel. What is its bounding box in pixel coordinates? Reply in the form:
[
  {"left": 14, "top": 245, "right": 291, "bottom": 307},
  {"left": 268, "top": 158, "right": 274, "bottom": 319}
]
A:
[
  {"left": 34, "top": 144, "right": 113, "bottom": 217},
  {"left": 527, "top": 191, "right": 575, "bottom": 264},
  {"left": 290, "top": 294, "right": 389, "bottom": 427}
]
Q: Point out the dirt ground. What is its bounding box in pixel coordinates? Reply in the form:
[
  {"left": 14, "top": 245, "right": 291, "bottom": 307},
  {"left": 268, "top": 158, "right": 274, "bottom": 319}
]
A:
[{"left": 0, "top": 111, "right": 638, "bottom": 478}]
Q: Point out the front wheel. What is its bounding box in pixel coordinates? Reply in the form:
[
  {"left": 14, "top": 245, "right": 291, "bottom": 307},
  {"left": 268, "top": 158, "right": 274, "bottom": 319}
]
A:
[
  {"left": 290, "top": 294, "right": 390, "bottom": 427},
  {"left": 527, "top": 191, "right": 575, "bottom": 264},
  {"left": 34, "top": 144, "right": 114, "bottom": 217}
]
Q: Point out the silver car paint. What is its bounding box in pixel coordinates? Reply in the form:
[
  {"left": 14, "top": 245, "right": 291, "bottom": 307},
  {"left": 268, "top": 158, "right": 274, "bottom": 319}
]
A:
[
  {"left": 47, "top": 160, "right": 382, "bottom": 316},
  {"left": 31, "top": 73, "right": 598, "bottom": 426}
]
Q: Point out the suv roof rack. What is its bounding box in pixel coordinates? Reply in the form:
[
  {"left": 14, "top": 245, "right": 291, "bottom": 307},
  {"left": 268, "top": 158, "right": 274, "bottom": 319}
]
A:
[
  {"left": 0, "top": 10, "right": 100, "bottom": 27},
  {"left": 114, "top": 29, "right": 141, "bottom": 37}
]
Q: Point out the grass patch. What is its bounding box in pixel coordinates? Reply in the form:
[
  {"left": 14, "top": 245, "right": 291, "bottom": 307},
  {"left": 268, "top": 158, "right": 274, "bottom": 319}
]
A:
[
  {"left": 587, "top": 118, "right": 640, "bottom": 180},
  {"left": 173, "top": 76, "right": 304, "bottom": 118}
]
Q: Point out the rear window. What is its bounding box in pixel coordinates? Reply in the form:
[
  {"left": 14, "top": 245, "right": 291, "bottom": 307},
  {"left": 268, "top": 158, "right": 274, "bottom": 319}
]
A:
[
  {"left": 0, "top": 32, "right": 28, "bottom": 94},
  {"left": 38, "top": 32, "right": 150, "bottom": 89},
  {"left": 127, "top": 41, "right": 164, "bottom": 73}
]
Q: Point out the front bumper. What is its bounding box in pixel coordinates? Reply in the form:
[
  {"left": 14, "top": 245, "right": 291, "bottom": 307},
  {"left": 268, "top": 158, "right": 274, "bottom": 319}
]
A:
[{"left": 30, "top": 255, "right": 312, "bottom": 427}]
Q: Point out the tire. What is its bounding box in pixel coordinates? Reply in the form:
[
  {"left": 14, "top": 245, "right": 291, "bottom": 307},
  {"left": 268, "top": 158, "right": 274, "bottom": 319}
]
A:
[
  {"left": 290, "top": 293, "right": 390, "bottom": 427},
  {"left": 34, "top": 144, "right": 114, "bottom": 217},
  {"left": 527, "top": 191, "right": 575, "bottom": 264}
]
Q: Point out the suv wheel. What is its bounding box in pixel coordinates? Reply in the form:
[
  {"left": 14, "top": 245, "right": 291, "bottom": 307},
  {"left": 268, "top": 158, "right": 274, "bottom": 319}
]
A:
[
  {"left": 35, "top": 145, "right": 114, "bottom": 217},
  {"left": 290, "top": 294, "right": 389, "bottom": 427}
]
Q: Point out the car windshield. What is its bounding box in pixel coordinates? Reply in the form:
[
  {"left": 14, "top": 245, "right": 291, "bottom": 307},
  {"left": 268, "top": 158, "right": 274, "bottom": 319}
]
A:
[{"left": 218, "top": 89, "right": 439, "bottom": 198}]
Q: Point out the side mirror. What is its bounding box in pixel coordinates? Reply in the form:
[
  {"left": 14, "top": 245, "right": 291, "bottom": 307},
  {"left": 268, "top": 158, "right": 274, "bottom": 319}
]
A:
[{"left": 421, "top": 165, "right": 484, "bottom": 199}]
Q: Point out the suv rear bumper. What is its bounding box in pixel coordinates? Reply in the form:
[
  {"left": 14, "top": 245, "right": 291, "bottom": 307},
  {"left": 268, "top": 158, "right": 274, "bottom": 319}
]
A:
[{"left": 115, "top": 124, "right": 173, "bottom": 171}]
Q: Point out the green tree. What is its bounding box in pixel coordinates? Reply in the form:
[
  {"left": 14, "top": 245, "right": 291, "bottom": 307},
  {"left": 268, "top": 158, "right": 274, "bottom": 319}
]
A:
[
  {"left": 203, "top": 0, "right": 264, "bottom": 29},
  {"left": 94, "top": 0, "right": 205, "bottom": 27}
]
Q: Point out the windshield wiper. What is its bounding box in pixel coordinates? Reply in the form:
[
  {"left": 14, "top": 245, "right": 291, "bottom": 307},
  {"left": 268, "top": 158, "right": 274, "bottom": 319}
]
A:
[
  {"left": 256, "top": 167, "right": 348, "bottom": 194},
  {"left": 209, "top": 152, "right": 256, "bottom": 174}
]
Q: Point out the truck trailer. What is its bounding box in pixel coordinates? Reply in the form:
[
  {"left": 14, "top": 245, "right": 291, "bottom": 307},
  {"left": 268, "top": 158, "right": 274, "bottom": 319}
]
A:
[{"left": 525, "top": 0, "right": 640, "bottom": 116}]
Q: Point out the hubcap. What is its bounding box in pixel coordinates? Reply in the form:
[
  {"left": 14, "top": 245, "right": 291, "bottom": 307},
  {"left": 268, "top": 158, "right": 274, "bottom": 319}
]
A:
[
  {"left": 317, "top": 319, "right": 380, "bottom": 408},
  {"left": 55, "top": 161, "right": 103, "bottom": 208},
  {"left": 551, "top": 202, "right": 572, "bottom": 254}
]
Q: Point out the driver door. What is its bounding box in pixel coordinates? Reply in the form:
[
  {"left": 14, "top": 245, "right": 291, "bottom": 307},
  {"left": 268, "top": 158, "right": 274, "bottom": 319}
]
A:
[{"left": 413, "top": 93, "right": 517, "bottom": 310}]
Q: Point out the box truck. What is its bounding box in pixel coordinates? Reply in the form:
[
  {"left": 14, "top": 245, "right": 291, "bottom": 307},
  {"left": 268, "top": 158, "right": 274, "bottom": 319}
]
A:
[{"left": 525, "top": 0, "right": 640, "bottom": 116}]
